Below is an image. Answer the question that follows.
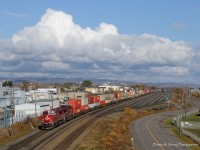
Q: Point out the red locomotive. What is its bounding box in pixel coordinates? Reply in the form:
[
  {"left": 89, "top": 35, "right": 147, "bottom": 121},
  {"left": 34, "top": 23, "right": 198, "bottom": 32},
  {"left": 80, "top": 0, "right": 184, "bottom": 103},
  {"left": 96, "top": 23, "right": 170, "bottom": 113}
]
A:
[
  {"left": 39, "top": 99, "right": 82, "bottom": 130},
  {"left": 39, "top": 105, "right": 74, "bottom": 130}
]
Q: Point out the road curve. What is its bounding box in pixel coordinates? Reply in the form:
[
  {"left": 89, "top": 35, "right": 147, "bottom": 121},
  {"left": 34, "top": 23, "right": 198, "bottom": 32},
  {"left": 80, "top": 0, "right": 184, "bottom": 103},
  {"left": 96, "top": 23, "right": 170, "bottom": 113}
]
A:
[{"left": 131, "top": 110, "right": 196, "bottom": 150}]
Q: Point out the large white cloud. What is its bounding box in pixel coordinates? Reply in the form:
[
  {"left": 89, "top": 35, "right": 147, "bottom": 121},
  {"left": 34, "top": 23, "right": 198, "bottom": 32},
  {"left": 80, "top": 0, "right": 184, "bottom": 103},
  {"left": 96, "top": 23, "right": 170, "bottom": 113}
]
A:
[{"left": 0, "top": 8, "right": 197, "bottom": 83}]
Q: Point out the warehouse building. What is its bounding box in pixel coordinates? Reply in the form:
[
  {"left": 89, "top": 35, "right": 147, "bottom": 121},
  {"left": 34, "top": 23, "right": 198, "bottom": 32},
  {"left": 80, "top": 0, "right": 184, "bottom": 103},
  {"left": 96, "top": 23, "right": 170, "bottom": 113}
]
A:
[{"left": 0, "top": 82, "right": 26, "bottom": 108}]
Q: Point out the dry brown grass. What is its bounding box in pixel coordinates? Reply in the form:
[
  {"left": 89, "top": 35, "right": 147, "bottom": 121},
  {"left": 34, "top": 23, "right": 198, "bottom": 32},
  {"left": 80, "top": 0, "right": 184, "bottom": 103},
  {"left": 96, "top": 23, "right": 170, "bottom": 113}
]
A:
[
  {"left": 0, "top": 117, "right": 40, "bottom": 147},
  {"left": 76, "top": 107, "right": 165, "bottom": 150}
]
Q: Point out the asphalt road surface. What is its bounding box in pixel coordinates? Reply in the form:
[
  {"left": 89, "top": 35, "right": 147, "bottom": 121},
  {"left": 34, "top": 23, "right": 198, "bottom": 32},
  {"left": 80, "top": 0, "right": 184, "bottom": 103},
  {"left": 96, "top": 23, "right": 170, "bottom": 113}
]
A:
[{"left": 131, "top": 110, "right": 198, "bottom": 150}]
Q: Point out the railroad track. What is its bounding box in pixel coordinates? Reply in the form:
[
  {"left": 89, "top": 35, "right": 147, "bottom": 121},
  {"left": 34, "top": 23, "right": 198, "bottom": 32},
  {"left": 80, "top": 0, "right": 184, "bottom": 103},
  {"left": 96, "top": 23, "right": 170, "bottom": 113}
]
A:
[
  {"left": 119, "top": 92, "right": 165, "bottom": 108},
  {"left": 3, "top": 91, "right": 170, "bottom": 150}
]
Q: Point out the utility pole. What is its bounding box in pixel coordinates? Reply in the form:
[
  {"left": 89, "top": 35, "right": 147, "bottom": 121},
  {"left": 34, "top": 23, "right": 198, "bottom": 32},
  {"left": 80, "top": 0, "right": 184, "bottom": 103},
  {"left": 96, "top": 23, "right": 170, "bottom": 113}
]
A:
[
  {"left": 167, "top": 100, "right": 170, "bottom": 110},
  {"left": 180, "top": 87, "right": 184, "bottom": 137},
  {"left": 51, "top": 91, "right": 54, "bottom": 109},
  {"left": 34, "top": 89, "right": 37, "bottom": 117},
  {"left": 182, "top": 88, "right": 185, "bottom": 118},
  {"left": 184, "top": 88, "right": 189, "bottom": 118},
  {"left": 11, "top": 88, "right": 14, "bottom": 125},
  {"left": 9, "top": 90, "right": 12, "bottom": 126},
  {"left": 4, "top": 107, "right": 7, "bottom": 128}
]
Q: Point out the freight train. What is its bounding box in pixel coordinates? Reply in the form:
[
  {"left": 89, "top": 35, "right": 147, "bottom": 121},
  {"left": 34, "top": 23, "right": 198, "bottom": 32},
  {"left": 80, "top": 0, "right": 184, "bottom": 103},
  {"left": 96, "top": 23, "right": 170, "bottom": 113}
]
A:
[{"left": 39, "top": 90, "right": 153, "bottom": 130}]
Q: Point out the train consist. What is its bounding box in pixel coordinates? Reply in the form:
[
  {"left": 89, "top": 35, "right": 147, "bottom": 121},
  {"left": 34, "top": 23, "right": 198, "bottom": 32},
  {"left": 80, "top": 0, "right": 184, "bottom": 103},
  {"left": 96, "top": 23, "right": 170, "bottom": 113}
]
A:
[{"left": 39, "top": 90, "right": 153, "bottom": 130}]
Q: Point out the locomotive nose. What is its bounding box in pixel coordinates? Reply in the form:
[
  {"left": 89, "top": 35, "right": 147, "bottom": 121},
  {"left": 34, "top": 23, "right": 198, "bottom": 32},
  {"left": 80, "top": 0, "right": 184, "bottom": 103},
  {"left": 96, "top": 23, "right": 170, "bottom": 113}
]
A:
[{"left": 44, "top": 116, "right": 50, "bottom": 123}]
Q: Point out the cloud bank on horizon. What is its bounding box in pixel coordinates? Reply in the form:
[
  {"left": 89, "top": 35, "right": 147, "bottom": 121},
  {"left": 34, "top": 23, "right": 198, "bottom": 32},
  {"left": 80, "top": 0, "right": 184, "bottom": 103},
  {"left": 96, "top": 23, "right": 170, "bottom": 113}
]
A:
[{"left": 0, "top": 9, "right": 197, "bottom": 83}]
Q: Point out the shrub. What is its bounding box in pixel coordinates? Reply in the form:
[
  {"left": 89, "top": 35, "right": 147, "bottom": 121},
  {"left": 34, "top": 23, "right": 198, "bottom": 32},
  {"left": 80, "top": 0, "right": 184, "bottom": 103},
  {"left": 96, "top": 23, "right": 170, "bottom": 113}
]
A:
[{"left": 0, "top": 117, "right": 39, "bottom": 147}]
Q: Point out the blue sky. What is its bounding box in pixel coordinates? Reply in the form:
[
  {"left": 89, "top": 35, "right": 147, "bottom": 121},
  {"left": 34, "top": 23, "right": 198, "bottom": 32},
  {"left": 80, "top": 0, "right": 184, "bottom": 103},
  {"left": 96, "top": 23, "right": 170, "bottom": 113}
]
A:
[
  {"left": 0, "top": 1, "right": 200, "bottom": 84},
  {"left": 1, "top": 0, "right": 199, "bottom": 43}
]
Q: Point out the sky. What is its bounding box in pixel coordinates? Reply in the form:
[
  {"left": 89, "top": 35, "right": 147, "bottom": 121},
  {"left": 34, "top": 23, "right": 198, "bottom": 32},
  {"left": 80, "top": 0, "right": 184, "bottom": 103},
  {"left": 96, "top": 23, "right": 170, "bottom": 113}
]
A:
[{"left": 0, "top": 0, "right": 200, "bottom": 84}]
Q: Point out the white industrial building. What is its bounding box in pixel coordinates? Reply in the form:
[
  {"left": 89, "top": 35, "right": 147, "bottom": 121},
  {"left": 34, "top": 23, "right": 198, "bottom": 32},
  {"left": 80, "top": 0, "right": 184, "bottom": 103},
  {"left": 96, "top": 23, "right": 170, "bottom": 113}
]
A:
[
  {"left": 37, "top": 88, "right": 57, "bottom": 94},
  {"left": 57, "top": 92, "right": 88, "bottom": 100},
  {"left": 99, "top": 85, "right": 120, "bottom": 92},
  {"left": 0, "top": 82, "right": 26, "bottom": 108},
  {"left": 15, "top": 103, "right": 50, "bottom": 117},
  {"left": 14, "top": 103, "right": 50, "bottom": 123},
  {"left": 25, "top": 88, "right": 58, "bottom": 102},
  {"left": 13, "top": 88, "right": 60, "bottom": 119},
  {"left": 35, "top": 99, "right": 60, "bottom": 109},
  {"left": 85, "top": 87, "right": 104, "bottom": 94}
]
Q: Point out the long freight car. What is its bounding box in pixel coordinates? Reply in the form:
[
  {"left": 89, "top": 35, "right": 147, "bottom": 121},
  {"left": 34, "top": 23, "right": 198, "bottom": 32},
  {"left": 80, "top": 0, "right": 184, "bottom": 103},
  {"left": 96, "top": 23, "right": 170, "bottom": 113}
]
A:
[{"left": 39, "top": 90, "right": 152, "bottom": 130}]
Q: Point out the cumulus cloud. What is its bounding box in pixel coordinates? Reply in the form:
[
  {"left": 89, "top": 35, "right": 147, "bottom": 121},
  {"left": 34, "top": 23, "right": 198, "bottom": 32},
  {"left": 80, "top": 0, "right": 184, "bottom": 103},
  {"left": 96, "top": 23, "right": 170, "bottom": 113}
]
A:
[
  {"left": 96, "top": 23, "right": 118, "bottom": 35},
  {"left": 0, "top": 8, "right": 197, "bottom": 83}
]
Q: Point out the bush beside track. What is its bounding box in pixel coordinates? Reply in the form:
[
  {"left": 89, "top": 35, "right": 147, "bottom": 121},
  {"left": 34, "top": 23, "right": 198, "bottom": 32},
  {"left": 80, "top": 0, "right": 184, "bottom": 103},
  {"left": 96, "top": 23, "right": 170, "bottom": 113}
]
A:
[{"left": 0, "top": 117, "right": 40, "bottom": 147}]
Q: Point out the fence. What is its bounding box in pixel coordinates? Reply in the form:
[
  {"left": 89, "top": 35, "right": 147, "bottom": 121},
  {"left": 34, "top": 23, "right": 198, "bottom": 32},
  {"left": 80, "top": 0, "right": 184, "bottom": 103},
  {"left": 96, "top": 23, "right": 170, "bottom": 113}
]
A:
[
  {"left": 172, "top": 108, "right": 199, "bottom": 127},
  {"left": 0, "top": 109, "right": 11, "bottom": 129},
  {"left": 0, "top": 116, "right": 34, "bottom": 129},
  {"left": 181, "top": 121, "right": 200, "bottom": 130}
]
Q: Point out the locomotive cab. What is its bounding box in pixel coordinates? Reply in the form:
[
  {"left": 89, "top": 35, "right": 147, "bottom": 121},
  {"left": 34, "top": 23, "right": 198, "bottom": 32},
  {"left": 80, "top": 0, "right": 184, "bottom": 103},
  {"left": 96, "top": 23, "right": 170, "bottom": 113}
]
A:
[{"left": 40, "top": 110, "right": 56, "bottom": 130}]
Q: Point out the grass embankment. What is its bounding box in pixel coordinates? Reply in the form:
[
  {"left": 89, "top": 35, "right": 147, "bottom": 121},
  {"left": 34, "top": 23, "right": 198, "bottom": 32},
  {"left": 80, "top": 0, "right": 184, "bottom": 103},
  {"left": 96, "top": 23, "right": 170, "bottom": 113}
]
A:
[
  {"left": 164, "top": 118, "right": 200, "bottom": 150},
  {"left": 182, "top": 113, "right": 200, "bottom": 122},
  {"left": 172, "top": 128, "right": 200, "bottom": 150},
  {"left": 0, "top": 117, "right": 40, "bottom": 147},
  {"left": 182, "top": 113, "right": 200, "bottom": 142},
  {"left": 76, "top": 108, "right": 166, "bottom": 150},
  {"left": 185, "top": 129, "right": 200, "bottom": 138}
]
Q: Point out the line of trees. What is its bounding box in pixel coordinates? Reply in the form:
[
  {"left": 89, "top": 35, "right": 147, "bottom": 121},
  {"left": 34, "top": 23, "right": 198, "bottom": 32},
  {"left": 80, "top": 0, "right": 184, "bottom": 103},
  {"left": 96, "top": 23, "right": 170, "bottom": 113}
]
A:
[{"left": 2, "top": 81, "right": 13, "bottom": 87}]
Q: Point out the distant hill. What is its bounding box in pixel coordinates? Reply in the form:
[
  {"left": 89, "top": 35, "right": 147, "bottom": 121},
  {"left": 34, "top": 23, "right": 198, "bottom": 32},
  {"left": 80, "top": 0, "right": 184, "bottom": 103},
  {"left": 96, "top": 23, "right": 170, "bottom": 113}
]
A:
[{"left": 0, "top": 77, "right": 199, "bottom": 88}]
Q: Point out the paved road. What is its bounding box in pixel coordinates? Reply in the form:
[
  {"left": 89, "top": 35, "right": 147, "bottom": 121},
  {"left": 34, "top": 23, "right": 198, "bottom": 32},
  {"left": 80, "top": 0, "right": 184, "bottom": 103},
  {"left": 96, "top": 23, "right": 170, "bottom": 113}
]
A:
[{"left": 131, "top": 110, "right": 197, "bottom": 150}]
